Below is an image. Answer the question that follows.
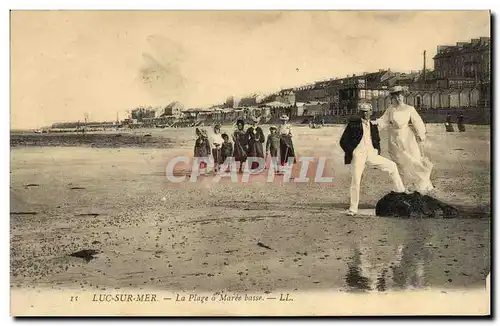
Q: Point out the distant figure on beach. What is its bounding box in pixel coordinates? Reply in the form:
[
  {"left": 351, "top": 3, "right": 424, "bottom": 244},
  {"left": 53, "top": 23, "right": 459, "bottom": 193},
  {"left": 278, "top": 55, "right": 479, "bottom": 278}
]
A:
[
  {"left": 194, "top": 128, "right": 211, "bottom": 171},
  {"left": 445, "top": 113, "right": 455, "bottom": 132},
  {"left": 457, "top": 112, "right": 466, "bottom": 132},
  {"left": 210, "top": 124, "right": 224, "bottom": 172},
  {"left": 374, "top": 85, "right": 434, "bottom": 194},
  {"left": 221, "top": 133, "right": 233, "bottom": 167},
  {"left": 278, "top": 114, "right": 296, "bottom": 172},
  {"left": 266, "top": 126, "right": 281, "bottom": 172},
  {"left": 340, "top": 102, "right": 406, "bottom": 216},
  {"left": 246, "top": 116, "right": 265, "bottom": 171},
  {"left": 232, "top": 119, "right": 248, "bottom": 174}
]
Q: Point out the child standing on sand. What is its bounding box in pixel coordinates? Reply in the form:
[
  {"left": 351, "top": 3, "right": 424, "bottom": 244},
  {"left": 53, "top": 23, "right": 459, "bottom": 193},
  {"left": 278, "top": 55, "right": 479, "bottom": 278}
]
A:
[
  {"left": 266, "top": 126, "right": 281, "bottom": 172},
  {"left": 210, "top": 124, "right": 224, "bottom": 172},
  {"left": 194, "top": 128, "right": 211, "bottom": 171},
  {"left": 221, "top": 133, "right": 233, "bottom": 165}
]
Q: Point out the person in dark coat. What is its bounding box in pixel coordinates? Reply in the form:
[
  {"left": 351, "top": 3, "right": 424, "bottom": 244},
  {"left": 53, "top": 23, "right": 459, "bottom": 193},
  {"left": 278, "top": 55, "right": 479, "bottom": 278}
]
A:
[
  {"left": 232, "top": 119, "right": 248, "bottom": 174},
  {"left": 194, "top": 128, "right": 211, "bottom": 170},
  {"left": 246, "top": 116, "right": 265, "bottom": 171},
  {"left": 339, "top": 102, "right": 406, "bottom": 216},
  {"left": 266, "top": 126, "right": 281, "bottom": 172},
  {"left": 457, "top": 113, "right": 466, "bottom": 132}
]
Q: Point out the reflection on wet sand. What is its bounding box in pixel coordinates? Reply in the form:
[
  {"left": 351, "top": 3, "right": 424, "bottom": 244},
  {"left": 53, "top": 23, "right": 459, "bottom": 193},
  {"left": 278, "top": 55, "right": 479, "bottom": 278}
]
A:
[
  {"left": 390, "top": 222, "right": 431, "bottom": 290},
  {"left": 345, "top": 244, "right": 428, "bottom": 292},
  {"left": 345, "top": 248, "right": 371, "bottom": 292},
  {"left": 345, "top": 219, "right": 489, "bottom": 292}
]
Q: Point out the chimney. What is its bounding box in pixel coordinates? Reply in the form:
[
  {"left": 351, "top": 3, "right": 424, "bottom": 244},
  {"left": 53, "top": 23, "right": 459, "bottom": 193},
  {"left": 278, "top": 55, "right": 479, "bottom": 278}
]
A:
[{"left": 480, "top": 37, "right": 490, "bottom": 45}]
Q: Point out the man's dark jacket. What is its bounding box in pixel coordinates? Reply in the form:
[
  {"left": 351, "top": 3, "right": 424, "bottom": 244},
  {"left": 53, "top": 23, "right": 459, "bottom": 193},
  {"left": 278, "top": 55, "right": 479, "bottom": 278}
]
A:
[{"left": 339, "top": 118, "right": 381, "bottom": 165}]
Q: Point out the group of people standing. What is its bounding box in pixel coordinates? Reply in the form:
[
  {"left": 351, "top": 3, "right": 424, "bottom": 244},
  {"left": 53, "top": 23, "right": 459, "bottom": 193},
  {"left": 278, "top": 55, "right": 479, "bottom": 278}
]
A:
[
  {"left": 194, "top": 114, "right": 296, "bottom": 174},
  {"left": 340, "top": 85, "right": 435, "bottom": 216}
]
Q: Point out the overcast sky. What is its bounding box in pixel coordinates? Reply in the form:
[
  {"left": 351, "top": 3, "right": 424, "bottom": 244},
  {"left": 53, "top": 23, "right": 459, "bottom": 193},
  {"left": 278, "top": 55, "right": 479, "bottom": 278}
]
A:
[{"left": 11, "top": 10, "right": 490, "bottom": 128}]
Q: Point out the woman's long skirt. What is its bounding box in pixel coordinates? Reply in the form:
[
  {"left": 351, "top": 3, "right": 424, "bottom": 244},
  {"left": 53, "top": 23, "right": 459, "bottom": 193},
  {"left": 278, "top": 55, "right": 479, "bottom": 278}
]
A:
[
  {"left": 387, "top": 125, "right": 434, "bottom": 193},
  {"left": 279, "top": 135, "right": 296, "bottom": 166}
]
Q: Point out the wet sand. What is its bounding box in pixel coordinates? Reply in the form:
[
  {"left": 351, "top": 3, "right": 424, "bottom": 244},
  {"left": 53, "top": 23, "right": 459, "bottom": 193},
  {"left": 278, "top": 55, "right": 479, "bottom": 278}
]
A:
[
  {"left": 10, "top": 130, "right": 177, "bottom": 148},
  {"left": 10, "top": 124, "right": 490, "bottom": 293}
]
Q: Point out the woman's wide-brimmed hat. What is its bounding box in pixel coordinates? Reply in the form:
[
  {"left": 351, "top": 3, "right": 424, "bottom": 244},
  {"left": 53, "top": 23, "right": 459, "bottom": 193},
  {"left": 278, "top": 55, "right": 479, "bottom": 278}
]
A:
[
  {"left": 213, "top": 123, "right": 221, "bottom": 130},
  {"left": 389, "top": 85, "right": 407, "bottom": 95},
  {"left": 250, "top": 116, "right": 260, "bottom": 123},
  {"left": 236, "top": 119, "right": 245, "bottom": 126},
  {"left": 269, "top": 125, "right": 277, "bottom": 131},
  {"left": 279, "top": 114, "right": 289, "bottom": 121}
]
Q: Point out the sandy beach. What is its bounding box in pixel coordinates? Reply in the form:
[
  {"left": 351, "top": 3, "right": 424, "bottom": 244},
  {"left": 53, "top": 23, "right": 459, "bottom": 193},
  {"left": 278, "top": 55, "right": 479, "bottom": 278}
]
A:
[{"left": 10, "top": 124, "right": 490, "bottom": 294}]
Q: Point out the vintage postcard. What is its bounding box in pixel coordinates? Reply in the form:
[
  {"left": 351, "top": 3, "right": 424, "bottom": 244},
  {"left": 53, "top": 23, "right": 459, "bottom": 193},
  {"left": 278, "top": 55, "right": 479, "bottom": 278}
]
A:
[{"left": 10, "top": 10, "right": 491, "bottom": 316}]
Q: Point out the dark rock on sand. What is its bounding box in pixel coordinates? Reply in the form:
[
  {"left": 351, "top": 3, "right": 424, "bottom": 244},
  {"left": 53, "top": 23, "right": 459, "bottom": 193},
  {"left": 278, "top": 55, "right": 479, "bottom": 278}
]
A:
[
  {"left": 69, "top": 249, "right": 99, "bottom": 262},
  {"left": 257, "top": 242, "right": 273, "bottom": 250},
  {"left": 375, "top": 191, "right": 459, "bottom": 218},
  {"left": 75, "top": 213, "right": 100, "bottom": 218}
]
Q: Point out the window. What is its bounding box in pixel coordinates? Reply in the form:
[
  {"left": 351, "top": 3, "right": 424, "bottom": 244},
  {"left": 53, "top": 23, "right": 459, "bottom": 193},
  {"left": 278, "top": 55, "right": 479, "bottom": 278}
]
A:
[{"left": 359, "top": 90, "right": 366, "bottom": 99}]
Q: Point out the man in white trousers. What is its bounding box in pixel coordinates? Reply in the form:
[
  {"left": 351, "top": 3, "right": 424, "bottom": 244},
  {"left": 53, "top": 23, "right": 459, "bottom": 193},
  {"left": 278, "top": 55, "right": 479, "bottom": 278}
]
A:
[{"left": 340, "top": 102, "right": 406, "bottom": 216}]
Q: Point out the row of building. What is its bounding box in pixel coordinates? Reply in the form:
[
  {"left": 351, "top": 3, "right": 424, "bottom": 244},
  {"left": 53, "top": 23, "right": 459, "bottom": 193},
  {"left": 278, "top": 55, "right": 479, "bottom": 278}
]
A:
[
  {"left": 170, "top": 36, "right": 490, "bottom": 124},
  {"left": 51, "top": 36, "right": 490, "bottom": 129}
]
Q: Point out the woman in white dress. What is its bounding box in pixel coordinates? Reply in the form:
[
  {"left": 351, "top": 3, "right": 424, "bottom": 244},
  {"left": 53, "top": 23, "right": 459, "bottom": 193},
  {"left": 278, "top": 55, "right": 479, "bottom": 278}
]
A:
[{"left": 375, "top": 86, "right": 434, "bottom": 193}]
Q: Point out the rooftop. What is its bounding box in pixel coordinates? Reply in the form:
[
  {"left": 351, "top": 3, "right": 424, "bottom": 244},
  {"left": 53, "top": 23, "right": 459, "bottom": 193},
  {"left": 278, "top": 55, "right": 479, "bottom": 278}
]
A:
[{"left": 434, "top": 37, "right": 490, "bottom": 58}]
